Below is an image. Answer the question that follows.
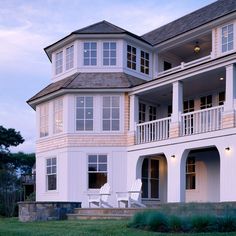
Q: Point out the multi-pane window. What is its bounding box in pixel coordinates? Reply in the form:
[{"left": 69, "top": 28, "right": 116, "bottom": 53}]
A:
[
  {"left": 127, "top": 45, "right": 136, "bottom": 70},
  {"left": 84, "top": 42, "right": 97, "bottom": 66},
  {"left": 76, "top": 97, "right": 93, "bottom": 131},
  {"left": 184, "top": 100, "right": 194, "bottom": 113},
  {"left": 140, "top": 50, "right": 149, "bottom": 75},
  {"left": 139, "top": 103, "right": 146, "bottom": 123},
  {"left": 88, "top": 154, "right": 107, "bottom": 189},
  {"left": 222, "top": 24, "right": 234, "bottom": 53},
  {"left": 218, "top": 91, "right": 225, "bottom": 106},
  {"left": 200, "top": 95, "right": 212, "bottom": 109},
  {"left": 149, "top": 106, "right": 157, "bottom": 121},
  {"left": 53, "top": 98, "right": 63, "bottom": 134},
  {"left": 102, "top": 96, "right": 120, "bottom": 131},
  {"left": 55, "top": 51, "right": 63, "bottom": 75},
  {"left": 186, "top": 157, "right": 196, "bottom": 190},
  {"left": 39, "top": 103, "right": 49, "bottom": 137},
  {"left": 183, "top": 100, "right": 194, "bottom": 135},
  {"left": 46, "top": 157, "right": 57, "bottom": 191},
  {"left": 103, "top": 42, "right": 116, "bottom": 66},
  {"left": 66, "top": 45, "right": 74, "bottom": 70}
]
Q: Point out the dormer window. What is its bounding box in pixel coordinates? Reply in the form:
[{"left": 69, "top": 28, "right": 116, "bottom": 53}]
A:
[
  {"left": 222, "top": 24, "right": 234, "bottom": 53},
  {"left": 66, "top": 45, "right": 74, "bottom": 70},
  {"left": 140, "top": 50, "right": 149, "bottom": 75},
  {"left": 84, "top": 42, "right": 97, "bottom": 66},
  {"left": 103, "top": 42, "right": 116, "bottom": 66},
  {"left": 55, "top": 51, "right": 63, "bottom": 75},
  {"left": 127, "top": 45, "right": 136, "bottom": 70}
]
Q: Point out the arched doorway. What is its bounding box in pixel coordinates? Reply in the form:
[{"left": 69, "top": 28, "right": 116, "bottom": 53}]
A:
[
  {"left": 138, "top": 154, "right": 167, "bottom": 203},
  {"left": 181, "top": 147, "right": 220, "bottom": 202}
]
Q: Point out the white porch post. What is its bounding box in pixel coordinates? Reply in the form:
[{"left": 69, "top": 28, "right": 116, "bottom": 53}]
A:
[
  {"left": 128, "top": 95, "right": 139, "bottom": 145},
  {"left": 170, "top": 81, "right": 183, "bottom": 138},
  {"left": 222, "top": 64, "right": 236, "bottom": 128}
]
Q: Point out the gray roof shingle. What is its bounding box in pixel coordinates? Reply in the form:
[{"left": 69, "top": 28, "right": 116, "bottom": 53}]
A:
[
  {"left": 142, "top": 0, "right": 236, "bottom": 45},
  {"left": 27, "top": 73, "right": 145, "bottom": 103}
]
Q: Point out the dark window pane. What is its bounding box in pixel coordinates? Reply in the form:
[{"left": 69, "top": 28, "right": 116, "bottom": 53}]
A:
[
  {"left": 151, "top": 179, "right": 159, "bottom": 198},
  {"left": 98, "top": 164, "right": 107, "bottom": 171},
  {"left": 141, "top": 178, "right": 148, "bottom": 198},
  {"left": 99, "top": 155, "right": 107, "bottom": 162},
  {"left": 88, "top": 164, "right": 97, "bottom": 171},
  {"left": 88, "top": 173, "right": 107, "bottom": 189},
  {"left": 48, "top": 174, "right": 56, "bottom": 190},
  {"left": 88, "top": 155, "right": 97, "bottom": 163},
  {"left": 112, "top": 120, "right": 119, "bottom": 130},
  {"left": 103, "top": 120, "right": 110, "bottom": 131},
  {"left": 85, "top": 120, "right": 93, "bottom": 130},
  {"left": 142, "top": 159, "right": 148, "bottom": 177}
]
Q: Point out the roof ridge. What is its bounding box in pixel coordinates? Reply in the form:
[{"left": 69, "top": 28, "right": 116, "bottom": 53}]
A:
[
  {"left": 61, "top": 73, "right": 80, "bottom": 88},
  {"left": 72, "top": 20, "right": 105, "bottom": 33}
]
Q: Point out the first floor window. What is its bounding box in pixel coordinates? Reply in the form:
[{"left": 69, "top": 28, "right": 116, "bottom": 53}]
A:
[
  {"left": 186, "top": 157, "right": 196, "bottom": 190},
  {"left": 127, "top": 45, "right": 136, "bottom": 70},
  {"left": 39, "top": 103, "right": 49, "bottom": 137},
  {"left": 55, "top": 51, "right": 63, "bottom": 74},
  {"left": 84, "top": 42, "right": 97, "bottom": 66},
  {"left": 200, "top": 95, "right": 212, "bottom": 109},
  {"left": 66, "top": 45, "right": 74, "bottom": 70},
  {"left": 88, "top": 154, "right": 107, "bottom": 189},
  {"left": 46, "top": 157, "right": 57, "bottom": 191},
  {"left": 102, "top": 96, "right": 120, "bottom": 131},
  {"left": 140, "top": 50, "right": 149, "bottom": 75},
  {"left": 76, "top": 96, "right": 93, "bottom": 131},
  {"left": 53, "top": 98, "right": 63, "bottom": 134},
  {"left": 222, "top": 24, "right": 234, "bottom": 53},
  {"left": 103, "top": 42, "right": 116, "bottom": 66}
]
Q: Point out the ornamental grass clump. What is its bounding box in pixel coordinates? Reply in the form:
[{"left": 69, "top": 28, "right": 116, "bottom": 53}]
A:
[
  {"left": 128, "top": 211, "right": 149, "bottom": 228},
  {"left": 146, "top": 212, "right": 169, "bottom": 232},
  {"left": 191, "top": 215, "right": 218, "bottom": 232},
  {"left": 169, "top": 215, "right": 185, "bottom": 232},
  {"left": 217, "top": 215, "right": 236, "bottom": 232}
]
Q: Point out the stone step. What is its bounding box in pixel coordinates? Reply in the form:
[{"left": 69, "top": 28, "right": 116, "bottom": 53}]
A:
[{"left": 67, "top": 213, "right": 132, "bottom": 220}]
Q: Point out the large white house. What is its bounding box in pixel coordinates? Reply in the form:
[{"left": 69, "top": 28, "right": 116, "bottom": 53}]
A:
[{"left": 28, "top": 0, "right": 236, "bottom": 207}]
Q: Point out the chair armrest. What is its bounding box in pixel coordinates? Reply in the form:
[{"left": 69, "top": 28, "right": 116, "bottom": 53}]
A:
[
  {"left": 128, "top": 191, "right": 142, "bottom": 193},
  {"left": 100, "top": 193, "right": 111, "bottom": 196},
  {"left": 116, "top": 191, "right": 128, "bottom": 194}
]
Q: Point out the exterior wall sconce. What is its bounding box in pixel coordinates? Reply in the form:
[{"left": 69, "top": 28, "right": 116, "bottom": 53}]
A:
[
  {"left": 194, "top": 42, "right": 200, "bottom": 53},
  {"left": 171, "top": 155, "right": 175, "bottom": 158},
  {"left": 225, "top": 147, "right": 230, "bottom": 151}
]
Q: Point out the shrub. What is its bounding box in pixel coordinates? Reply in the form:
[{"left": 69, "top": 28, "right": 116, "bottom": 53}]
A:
[
  {"left": 217, "top": 216, "right": 236, "bottom": 232},
  {"left": 169, "top": 215, "right": 183, "bottom": 232},
  {"left": 146, "top": 212, "right": 169, "bottom": 232},
  {"left": 191, "top": 215, "right": 218, "bottom": 232},
  {"left": 128, "top": 211, "right": 149, "bottom": 228}
]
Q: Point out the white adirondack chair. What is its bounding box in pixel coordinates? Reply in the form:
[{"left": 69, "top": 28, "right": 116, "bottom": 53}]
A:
[
  {"left": 116, "top": 179, "right": 146, "bottom": 208},
  {"left": 88, "top": 183, "right": 111, "bottom": 208}
]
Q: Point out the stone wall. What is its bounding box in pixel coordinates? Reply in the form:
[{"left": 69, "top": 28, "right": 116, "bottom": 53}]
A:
[{"left": 18, "top": 201, "right": 81, "bottom": 222}]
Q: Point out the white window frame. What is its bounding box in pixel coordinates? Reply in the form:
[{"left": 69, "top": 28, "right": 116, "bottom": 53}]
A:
[
  {"left": 65, "top": 45, "right": 74, "bottom": 70},
  {"left": 103, "top": 42, "right": 116, "bottom": 66},
  {"left": 186, "top": 156, "right": 196, "bottom": 190},
  {"left": 87, "top": 154, "right": 108, "bottom": 189},
  {"left": 221, "top": 23, "right": 234, "bottom": 53},
  {"left": 83, "top": 42, "right": 97, "bottom": 66},
  {"left": 75, "top": 96, "right": 94, "bottom": 131},
  {"left": 46, "top": 157, "right": 57, "bottom": 191},
  {"left": 53, "top": 98, "right": 63, "bottom": 134},
  {"left": 55, "top": 51, "right": 63, "bottom": 75},
  {"left": 102, "top": 96, "right": 120, "bottom": 132},
  {"left": 39, "top": 103, "right": 49, "bottom": 138},
  {"left": 140, "top": 50, "right": 149, "bottom": 75},
  {"left": 127, "top": 44, "right": 136, "bottom": 70}
]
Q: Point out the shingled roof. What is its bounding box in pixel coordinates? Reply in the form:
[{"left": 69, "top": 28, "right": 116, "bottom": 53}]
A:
[
  {"left": 142, "top": 0, "right": 236, "bottom": 45},
  {"left": 28, "top": 73, "right": 145, "bottom": 103}
]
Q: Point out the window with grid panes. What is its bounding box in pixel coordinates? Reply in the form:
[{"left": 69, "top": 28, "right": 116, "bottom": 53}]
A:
[
  {"left": 102, "top": 96, "right": 120, "bottom": 131},
  {"left": 200, "top": 95, "right": 212, "bottom": 109},
  {"left": 84, "top": 42, "right": 97, "bottom": 66},
  {"left": 127, "top": 45, "right": 136, "bottom": 70},
  {"left": 55, "top": 51, "right": 63, "bottom": 74},
  {"left": 53, "top": 98, "right": 63, "bottom": 134},
  {"left": 149, "top": 106, "right": 157, "bottom": 121},
  {"left": 222, "top": 24, "right": 234, "bottom": 53},
  {"left": 139, "top": 103, "right": 146, "bottom": 123},
  {"left": 186, "top": 157, "right": 196, "bottom": 190},
  {"left": 140, "top": 50, "right": 149, "bottom": 75},
  {"left": 46, "top": 157, "right": 57, "bottom": 191},
  {"left": 76, "top": 96, "right": 93, "bottom": 131},
  {"left": 39, "top": 103, "right": 49, "bottom": 137},
  {"left": 66, "top": 45, "right": 74, "bottom": 70},
  {"left": 103, "top": 42, "right": 116, "bottom": 66},
  {"left": 88, "top": 154, "right": 107, "bottom": 189}
]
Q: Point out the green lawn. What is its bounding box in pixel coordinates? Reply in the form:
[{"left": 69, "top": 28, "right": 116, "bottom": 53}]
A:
[{"left": 1, "top": 218, "right": 236, "bottom": 236}]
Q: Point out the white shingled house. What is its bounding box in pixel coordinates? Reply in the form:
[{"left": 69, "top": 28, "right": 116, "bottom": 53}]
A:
[{"left": 28, "top": 0, "right": 236, "bottom": 207}]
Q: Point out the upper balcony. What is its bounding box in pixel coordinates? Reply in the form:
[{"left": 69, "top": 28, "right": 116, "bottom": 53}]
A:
[{"left": 156, "top": 32, "right": 213, "bottom": 77}]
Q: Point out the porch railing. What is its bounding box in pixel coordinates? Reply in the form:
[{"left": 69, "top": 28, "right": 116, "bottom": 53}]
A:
[
  {"left": 136, "top": 117, "right": 171, "bottom": 144},
  {"left": 181, "top": 105, "right": 224, "bottom": 136}
]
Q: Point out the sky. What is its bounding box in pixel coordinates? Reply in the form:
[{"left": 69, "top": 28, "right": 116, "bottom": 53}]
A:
[{"left": 0, "top": 0, "right": 216, "bottom": 153}]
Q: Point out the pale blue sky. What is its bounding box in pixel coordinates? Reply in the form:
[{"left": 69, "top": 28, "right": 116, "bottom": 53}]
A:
[{"left": 0, "top": 0, "right": 215, "bottom": 153}]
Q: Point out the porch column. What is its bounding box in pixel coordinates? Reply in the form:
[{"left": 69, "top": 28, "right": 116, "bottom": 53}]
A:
[
  {"left": 222, "top": 64, "right": 236, "bottom": 129},
  {"left": 170, "top": 81, "right": 183, "bottom": 138},
  {"left": 128, "top": 94, "right": 139, "bottom": 145}
]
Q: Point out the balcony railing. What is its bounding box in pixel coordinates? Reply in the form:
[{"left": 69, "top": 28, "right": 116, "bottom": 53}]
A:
[
  {"left": 158, "top": 53, "right": 213, "bottom": 77},
  {"left": 181, "top": 106, "right": 224, "bottom": 136},
  {"left": 136, "top": 117, "right": 171, "bottom": 144}
]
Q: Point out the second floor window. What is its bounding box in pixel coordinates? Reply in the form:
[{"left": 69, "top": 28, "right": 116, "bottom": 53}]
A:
[
  {"left": 149, "top": 106, "right": 157, "bottom": 121},
  {"left": 53, "top": 98, "right": 63, "bottom": 134},
  {"left": 184, "top": 100, "right": 194, "bottom": 113},
  {"left": 127, "top": 45, "right": 136, "bottom": 70},
  {"left": 102, "top": 96, "right": 120, "bottom": 131},
  {"left": 66, "top": 45, "right": 74, "bottom": 70},
  {"left": 76, "top": 96, "right": 93, "bottom": 131},
  {"left": 218, "top": 91, "right": 225, "bottom": 106},
  {"left": 103, "top": 42, "right": 116, "bottom": 66},
  {"left": 84, "top": 42, "right": 97, "bottom": 66},
  {"left": 39, "top": 103, "right": 49, "bottom": 137},
  {"left": 222, "top": 24, "right": 234, "bottom": 53},
  {"left": 139, "top": 103, "right": 146, "bottom": 123},
  {"left": 140, "top": 50, "right": 149, "bottom": 75},
  {"left": 200, "top": 95, "right": 212, "bottom": 109},
  {"left": 55, "top": 51, "right": 63, "bottom": 75}
]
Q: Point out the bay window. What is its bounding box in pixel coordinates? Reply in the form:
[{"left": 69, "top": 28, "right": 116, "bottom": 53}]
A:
[
  {"left": 39, "top": 103, "right": 49, "bottom": 137},
  {"left": 53, "top": 98, "right": 63, "bottom": 134},
  {"left": 55, "top": 51, "right": 63, "bottom": 75},
  {"left": 84, "top": 42, "right": 97, "bottom": 66},
  {"left": 103, "top": 42, "right": 116, "bottom": 66},
  {"left": 66, "top": 45, "right": 74, "bottom": 70}
]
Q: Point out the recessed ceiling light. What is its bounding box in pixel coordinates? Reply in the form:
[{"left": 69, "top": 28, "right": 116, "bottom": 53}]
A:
[{"left": 220, "top": 77, "right": 224, "bottom": 81}]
